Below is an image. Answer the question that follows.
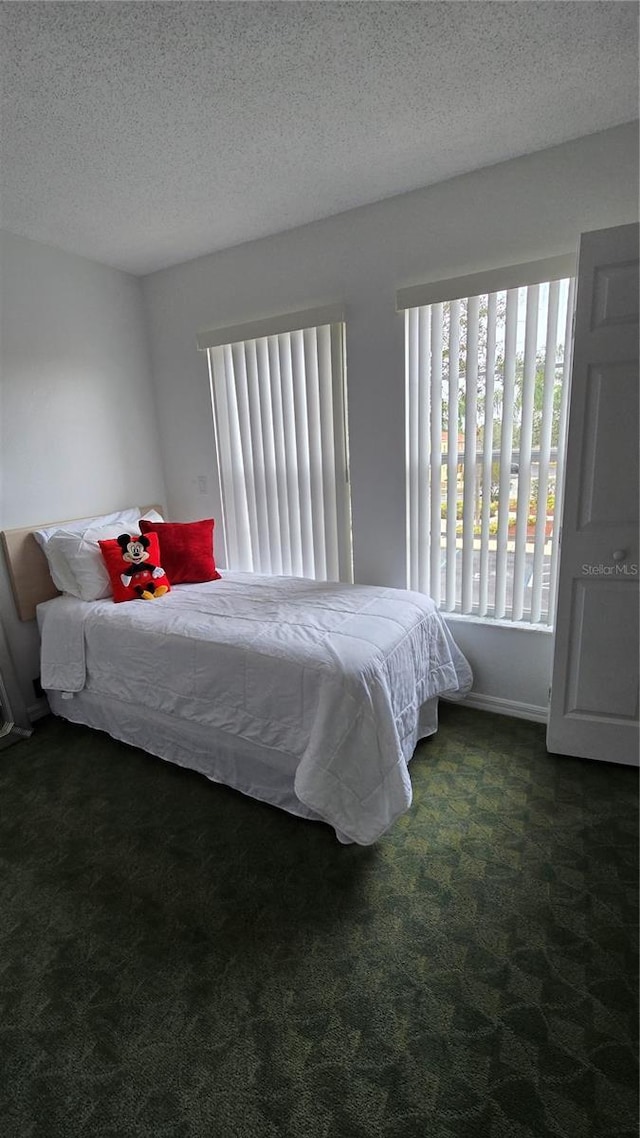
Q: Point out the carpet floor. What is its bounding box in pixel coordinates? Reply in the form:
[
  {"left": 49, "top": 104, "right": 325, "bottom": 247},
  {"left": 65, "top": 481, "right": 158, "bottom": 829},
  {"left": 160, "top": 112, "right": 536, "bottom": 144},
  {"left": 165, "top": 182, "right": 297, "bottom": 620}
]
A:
[{"left": 0, "top": 705, "right": 637, "bottom": 1138}]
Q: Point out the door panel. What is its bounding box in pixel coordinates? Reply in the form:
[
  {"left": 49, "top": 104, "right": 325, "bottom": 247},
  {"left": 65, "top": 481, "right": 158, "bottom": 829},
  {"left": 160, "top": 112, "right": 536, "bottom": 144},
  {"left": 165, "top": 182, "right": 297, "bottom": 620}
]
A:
[
  {"left": 592, "top": 259, "right": 639, "bottom": 327},
  {"left": 565, "top": 579, "right": 639, "bottom": 719},
  {"left": 578, "top": 363, "right": 639, "bottom": 527}
]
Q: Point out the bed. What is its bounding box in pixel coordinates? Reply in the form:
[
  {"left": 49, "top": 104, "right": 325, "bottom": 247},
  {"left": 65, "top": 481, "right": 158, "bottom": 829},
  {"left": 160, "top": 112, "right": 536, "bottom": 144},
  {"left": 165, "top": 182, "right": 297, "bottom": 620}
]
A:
[{"left": 2, "top": 509, "right": 472, "bottom": 845}]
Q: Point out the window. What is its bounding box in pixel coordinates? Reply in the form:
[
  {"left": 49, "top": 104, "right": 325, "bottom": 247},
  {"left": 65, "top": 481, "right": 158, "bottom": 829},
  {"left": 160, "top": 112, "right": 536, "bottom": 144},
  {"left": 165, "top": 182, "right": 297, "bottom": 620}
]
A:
[
  {"left": 398, "top": 256, "right": 576, "bottom": 626},
  {"left": 197, "top": 305, "right": 352, "bottom": 582}
]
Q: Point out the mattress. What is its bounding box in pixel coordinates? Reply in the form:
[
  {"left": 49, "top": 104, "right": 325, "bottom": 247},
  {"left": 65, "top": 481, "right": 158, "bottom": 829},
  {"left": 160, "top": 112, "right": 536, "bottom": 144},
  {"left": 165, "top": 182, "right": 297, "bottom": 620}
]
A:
[{"left": 38, "top": 572, "right": 473, "bottom": 844}]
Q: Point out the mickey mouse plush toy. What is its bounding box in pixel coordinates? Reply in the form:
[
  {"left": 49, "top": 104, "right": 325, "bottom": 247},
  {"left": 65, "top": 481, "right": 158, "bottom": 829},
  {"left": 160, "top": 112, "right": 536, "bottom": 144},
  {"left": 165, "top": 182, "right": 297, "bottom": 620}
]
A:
[{"left": 117, "top": 533, "right": 169, "bottom": 599}]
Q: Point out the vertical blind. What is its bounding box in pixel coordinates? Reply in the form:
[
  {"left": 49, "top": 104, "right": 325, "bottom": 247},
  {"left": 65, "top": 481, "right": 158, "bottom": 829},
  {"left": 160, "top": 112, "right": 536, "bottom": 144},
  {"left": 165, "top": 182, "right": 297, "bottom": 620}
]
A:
[
  {"left": 400, "top": 258, "right": 576, "bottom": 625},
  {"left": 200, "top": 310, "right": 352, "bottom": 582}
]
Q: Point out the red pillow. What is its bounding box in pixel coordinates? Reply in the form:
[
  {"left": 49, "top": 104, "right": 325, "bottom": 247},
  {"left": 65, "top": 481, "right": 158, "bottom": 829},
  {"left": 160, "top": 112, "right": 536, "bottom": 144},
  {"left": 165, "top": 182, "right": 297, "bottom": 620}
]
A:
[
  {"left": 99, "top": 531, "right": 171, "bottom": 604},
  {"left": 138, "top": 517, "right": 221, "bottom": 584}
]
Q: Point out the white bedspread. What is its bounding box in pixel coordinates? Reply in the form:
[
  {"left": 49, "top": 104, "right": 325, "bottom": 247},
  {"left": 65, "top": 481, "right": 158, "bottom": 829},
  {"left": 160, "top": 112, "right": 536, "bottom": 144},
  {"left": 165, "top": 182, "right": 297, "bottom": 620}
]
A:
[{"left": 39, "top": 573, "right": 472, "bottom": 844}]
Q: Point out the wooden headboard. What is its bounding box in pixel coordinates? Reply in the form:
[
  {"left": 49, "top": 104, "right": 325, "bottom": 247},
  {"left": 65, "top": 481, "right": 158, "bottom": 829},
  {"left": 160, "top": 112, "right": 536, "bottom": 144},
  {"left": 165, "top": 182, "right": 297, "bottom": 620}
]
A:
[
  {"left": 1, "top": 506, "right": 163, "bottom": 622},
  {"left": 1, "top": 526, "right": 60, "bottom": 622}
]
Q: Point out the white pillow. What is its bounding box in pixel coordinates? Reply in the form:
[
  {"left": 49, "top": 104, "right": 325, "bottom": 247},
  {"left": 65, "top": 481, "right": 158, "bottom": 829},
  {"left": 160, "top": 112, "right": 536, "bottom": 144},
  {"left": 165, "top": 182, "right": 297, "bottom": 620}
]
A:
[{"left": 34, "top": 508, "right": 163, "bottom": 599}]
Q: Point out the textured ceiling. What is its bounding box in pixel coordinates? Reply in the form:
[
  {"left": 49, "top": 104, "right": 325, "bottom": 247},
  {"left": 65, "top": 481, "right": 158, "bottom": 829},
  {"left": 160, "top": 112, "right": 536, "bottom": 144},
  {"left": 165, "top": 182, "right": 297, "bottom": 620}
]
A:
[{"left": 1, "top": 1, "right": 638, "bottom": 276}]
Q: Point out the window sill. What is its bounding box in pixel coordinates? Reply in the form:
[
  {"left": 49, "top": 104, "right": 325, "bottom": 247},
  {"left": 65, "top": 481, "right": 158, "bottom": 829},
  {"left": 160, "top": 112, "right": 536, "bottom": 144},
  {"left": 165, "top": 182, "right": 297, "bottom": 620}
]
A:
[{"left": 442, "top": 612, "right": 554, "bottom": 633}]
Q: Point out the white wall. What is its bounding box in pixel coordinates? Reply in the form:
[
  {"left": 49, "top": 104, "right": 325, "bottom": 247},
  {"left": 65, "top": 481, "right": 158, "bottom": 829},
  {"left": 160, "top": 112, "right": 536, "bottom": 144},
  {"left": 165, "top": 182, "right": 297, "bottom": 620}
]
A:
[
  {"left": 142, "top": 123, "right": 639, "bottom": 719},
  {"left": 0, "top": 231, "right": 166, "bottom": 709}
]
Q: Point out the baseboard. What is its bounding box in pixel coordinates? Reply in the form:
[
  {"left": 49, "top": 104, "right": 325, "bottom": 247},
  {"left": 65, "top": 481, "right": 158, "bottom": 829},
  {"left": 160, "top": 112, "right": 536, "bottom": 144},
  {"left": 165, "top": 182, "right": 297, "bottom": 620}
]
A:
[
  {"left": 28, "top": 697, "right": 50, "bottom": 722},
  {"left": 444, "top": 692, "right": 549, "bottom": 724}
]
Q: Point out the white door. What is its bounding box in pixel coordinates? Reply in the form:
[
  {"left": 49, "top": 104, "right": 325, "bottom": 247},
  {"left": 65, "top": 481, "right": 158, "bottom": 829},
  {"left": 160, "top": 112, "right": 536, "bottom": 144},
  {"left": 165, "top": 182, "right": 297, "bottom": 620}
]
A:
[
  {"left": 548, "top": 222, "right": 639, "bottom": 766},
  {"left": 0, "top": 616, "right": 32, "bottom": 748}
]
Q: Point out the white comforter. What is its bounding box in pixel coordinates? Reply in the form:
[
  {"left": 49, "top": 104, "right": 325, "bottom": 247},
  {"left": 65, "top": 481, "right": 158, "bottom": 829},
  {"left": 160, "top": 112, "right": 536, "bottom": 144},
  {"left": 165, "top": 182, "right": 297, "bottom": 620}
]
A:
[{"left": 39, "top": 573, "right": 472, "bottom": 844}]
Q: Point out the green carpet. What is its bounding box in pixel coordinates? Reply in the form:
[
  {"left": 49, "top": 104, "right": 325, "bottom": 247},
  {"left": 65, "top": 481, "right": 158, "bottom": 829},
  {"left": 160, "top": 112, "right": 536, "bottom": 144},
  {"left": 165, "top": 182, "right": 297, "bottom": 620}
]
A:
[{"left": 0, "top": 706, "right": 637, "bottom": 1138}]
